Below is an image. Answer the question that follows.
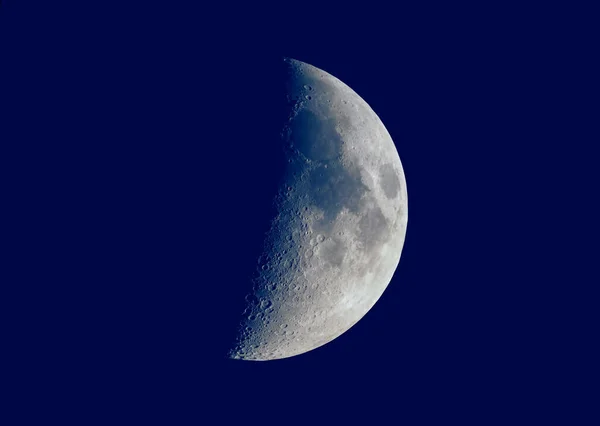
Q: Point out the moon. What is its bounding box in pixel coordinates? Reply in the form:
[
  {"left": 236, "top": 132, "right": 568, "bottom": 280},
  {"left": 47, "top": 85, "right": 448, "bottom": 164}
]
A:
[{"left": 228, "top": 58, "right": 408, "bottom": 361}]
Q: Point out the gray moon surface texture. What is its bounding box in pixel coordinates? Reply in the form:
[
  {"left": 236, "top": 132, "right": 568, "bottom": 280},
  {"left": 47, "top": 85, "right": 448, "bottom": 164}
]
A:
[{"left": 228, "top": 58, "right": 408, "bottom": 361}]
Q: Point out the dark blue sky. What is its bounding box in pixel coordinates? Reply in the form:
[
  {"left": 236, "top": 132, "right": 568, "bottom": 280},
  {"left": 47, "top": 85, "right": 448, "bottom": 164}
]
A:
[{"left": 2, "top": 1, "right": 590, "bottom": 423}]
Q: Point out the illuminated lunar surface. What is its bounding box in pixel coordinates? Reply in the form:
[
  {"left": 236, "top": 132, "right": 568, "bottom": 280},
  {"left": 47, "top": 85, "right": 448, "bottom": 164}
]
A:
[{"left": 228, "top": 58, "right": 408, "bottom": 361}]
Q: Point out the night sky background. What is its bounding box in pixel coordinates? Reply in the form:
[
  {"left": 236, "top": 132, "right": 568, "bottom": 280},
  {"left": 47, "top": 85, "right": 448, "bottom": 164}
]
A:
[{"left": 2, "top": 1, "right": 593, "bottom": 424}]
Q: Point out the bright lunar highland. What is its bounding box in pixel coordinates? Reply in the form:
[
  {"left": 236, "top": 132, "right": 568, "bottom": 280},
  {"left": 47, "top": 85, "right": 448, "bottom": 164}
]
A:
[{"left": 228, "top": 58, "right": 408, "bottom": 361}]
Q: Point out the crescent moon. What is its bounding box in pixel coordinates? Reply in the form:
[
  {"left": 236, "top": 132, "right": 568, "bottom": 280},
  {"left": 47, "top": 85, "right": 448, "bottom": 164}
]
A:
[{"left": 229, "top": 58, "right": 408, "bottom": 361}]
